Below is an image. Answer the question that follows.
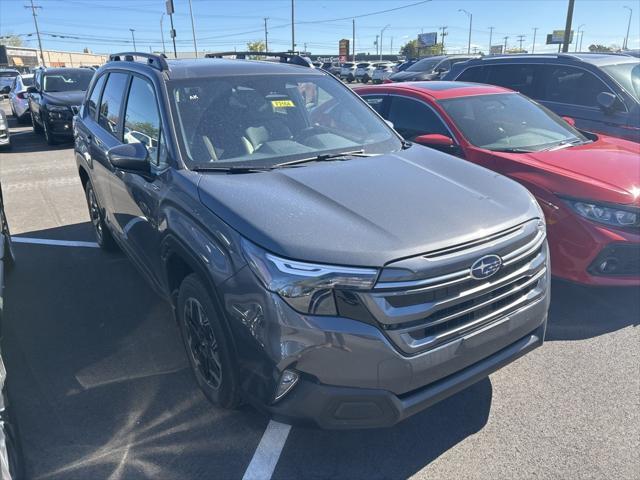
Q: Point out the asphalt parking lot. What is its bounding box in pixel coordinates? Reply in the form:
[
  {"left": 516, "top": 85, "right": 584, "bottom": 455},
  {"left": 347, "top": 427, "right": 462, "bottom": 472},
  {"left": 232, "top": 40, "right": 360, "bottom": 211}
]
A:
[{"left": 0, "top": 99, "right": 638, "bottom": 480}]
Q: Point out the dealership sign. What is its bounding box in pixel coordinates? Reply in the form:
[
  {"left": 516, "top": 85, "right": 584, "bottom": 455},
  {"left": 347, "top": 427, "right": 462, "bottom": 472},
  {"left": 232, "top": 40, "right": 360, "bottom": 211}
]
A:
[
  {"left": 489, "top": 45, "right": 504, "bottom": 54},
  {"left": 546, "top": 30, "right": 574, "bottom": 45},
  {"left": 339, "top": 39, "right": 350, "bottom": 62}
]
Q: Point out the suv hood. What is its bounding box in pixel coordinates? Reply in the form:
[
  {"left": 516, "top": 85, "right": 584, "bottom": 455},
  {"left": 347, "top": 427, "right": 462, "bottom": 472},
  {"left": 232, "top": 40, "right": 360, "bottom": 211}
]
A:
[
  {"left": 43, "top": 90, "right": 85, "bottom": 106},
  {"left": 197, "top": 146, "right": 541, "bottom": 267}
]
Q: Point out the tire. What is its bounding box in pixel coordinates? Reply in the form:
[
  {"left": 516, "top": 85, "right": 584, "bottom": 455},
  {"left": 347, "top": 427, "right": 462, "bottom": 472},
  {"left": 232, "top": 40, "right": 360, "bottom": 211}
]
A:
[
  {"left": 177, "top": 273, "right": 240, "bottom": 409},
  {"left": 43, "top": 120, "right": 57, "bottom": 146},
  {"left": 84, "top": 180, "right": 117, "bottom": 251},
  {"left": 31, "top": 111, "right": 43, "bottom": 134}
]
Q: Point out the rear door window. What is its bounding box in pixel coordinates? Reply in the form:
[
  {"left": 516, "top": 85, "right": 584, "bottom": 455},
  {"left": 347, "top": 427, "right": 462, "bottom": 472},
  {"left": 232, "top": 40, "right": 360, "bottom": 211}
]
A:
[
  {"left": 482, "top": 64, "right": 540, "bottom": 97},
  {"left": 387, "top": 96, "right": 450, "bottom": 140},
  {"left": 98, "top": 72, "right": 129, "bottom": 139},
  {"left": 87, "top": 74, "right": 107, "bottom": 120},
  {"left": 362, "top": 95, "right": 387, "bottom": 115},
  {"left": 541, "top": 65, "right": 611, "bottom": 107},
  {"left": 456, "top": 66, "right": 487, "bottom": 83}
]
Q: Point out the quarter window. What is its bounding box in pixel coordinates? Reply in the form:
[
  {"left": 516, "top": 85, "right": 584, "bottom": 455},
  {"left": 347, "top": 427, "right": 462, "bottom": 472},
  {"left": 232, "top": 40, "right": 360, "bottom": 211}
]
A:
[
  {"left": 363, "top": 95, "right": 386, "bottom": 115},
  {"left": 98, "top": 73, "right": 129, "bottom": 139},
  {"left": 87, "top": 74, "right": 107, "bottom": 120},
  {"left": 387, "top": 96, "right": 449, "bottom": 140},
  {"left": 123, "top": 77, "right": 161, "bottom": 165}
]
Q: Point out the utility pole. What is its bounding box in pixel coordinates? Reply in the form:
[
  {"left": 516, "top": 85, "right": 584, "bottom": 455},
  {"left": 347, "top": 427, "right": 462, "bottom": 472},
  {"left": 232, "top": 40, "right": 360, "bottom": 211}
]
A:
[
  {"left": 575, "top": 24, "right": 585, "bottom": 52},
  {"left": 130, "top": 29, "right": 137, "bottom": 51},
  {"left": 380, "top": 24, "right": 390, "bottom": 61},
  {"left": 488, "top": 26, "right": 494, "bottom": 54},
  {"left": 187, "top": 0, "right": 198, "bottom": 57},
  {"left": 458, "top": 9, "right": 472, "bottom": 54},
  {"left": 623, "top": 6, "right": 633, "bottom": 50},
  {"left": 439, "top": 26, "right": 448, "bottom": 54},
  {"left": 291, "top": 0, "right": 295, "bottom": 52},
  {"left": 160, "top": 13, "right": 166, "bottom": 55},
  {"left": 25, "top": 0, "right": 45, "bottom": 67},
  {"left": 532, "top": 27, "right": 538, "bottom": 53},
  {"left": 264, "top": 17, "right": 269, "bottom": 52},
  {"left": 390, "top": 36, "right": 393, "bottom": 55},
  {"left": 562, "top": 0, "right": 575, "bottom": 53},
  {"left": 503, "top": 36, "right": 509, "bottom": 52},
  {"left": 166, "top": 0, "right": 177, "bottom": 58},
  {"left": 517, "top": 34, "right": 525, "bottom": 52},
  {"left": 352, "top": 18, "right": 355, "bottom": 62}
]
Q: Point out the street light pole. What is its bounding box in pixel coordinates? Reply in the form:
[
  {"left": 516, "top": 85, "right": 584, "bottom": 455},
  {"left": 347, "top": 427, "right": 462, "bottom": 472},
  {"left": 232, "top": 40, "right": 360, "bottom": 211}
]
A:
[
  {"left": 562, "top": 0, "right": 575, "bottom": 53},
  {"left": 264, "top": 17, "right": 269, "bottom": 52},
  {"left": 532, "top": 27, "right": 538, "bottom": 53},
  {"left": 187, "top": 0, "right": 198, "bottom": 57},
  {"left": 623, "top": 6, "right": 632, "bottom": 50},
  {"left": 458, "top": 9, "right": 472, "bottom": 54},
  {"left": 160, "top": 13, "right": 166, "bottom": 55},
  {"left": 291, "top": 0, "right": 295, "bottom": 52},
  {"left": 575, "top": 24, "right": 585, "bottom": 52},
  {"left": 579, "top": 30, "right": 585, "bottom": 51},
  {"left": 130, "top": 29, "right": 137, "bottom": 51},
  {"left": 380, "top": 25, "right": 390, "bottom": 61},
  {"left": 488, "top": 26, "right": 494, "bottom": 54}
]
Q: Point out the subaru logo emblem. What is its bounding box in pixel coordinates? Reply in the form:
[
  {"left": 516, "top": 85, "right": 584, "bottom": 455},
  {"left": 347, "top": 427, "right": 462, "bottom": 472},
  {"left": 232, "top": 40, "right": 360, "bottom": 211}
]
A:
[{"left": 470, "top": 254, "right": 503, "bottom": 280}]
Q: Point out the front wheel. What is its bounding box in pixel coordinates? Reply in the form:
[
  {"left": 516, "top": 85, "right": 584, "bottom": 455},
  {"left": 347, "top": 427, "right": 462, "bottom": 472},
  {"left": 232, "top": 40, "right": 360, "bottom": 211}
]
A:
[
  {"left": 177, "top": 274, "right": 240, "bottom": 409},
  {"left": 84, "top": 180, "right": 117, "bottom": 251},
  {"left": 43, "top": 120, "right": 57, "bottom": 146},
  {"left": 31, "top": 111, "right": 43, "bottom": 133}
]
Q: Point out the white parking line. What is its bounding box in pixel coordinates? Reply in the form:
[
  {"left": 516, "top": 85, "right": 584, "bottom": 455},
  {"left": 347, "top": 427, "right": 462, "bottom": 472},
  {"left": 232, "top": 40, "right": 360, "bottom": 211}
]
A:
[
  {"left": 13, "top": 237, "right": 99, "bottom": 248},
  {"left": 242, "top": 421, "right": 291, "bottom": 480}
]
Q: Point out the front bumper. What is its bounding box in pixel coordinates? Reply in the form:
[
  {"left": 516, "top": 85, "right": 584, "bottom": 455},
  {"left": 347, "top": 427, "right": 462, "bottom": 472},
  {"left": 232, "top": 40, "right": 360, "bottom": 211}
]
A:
[
  {"left": 266, "top": 322, "right": 545, "bottom": 429},
  {"left": 544, "top": 204, "right": 640, "bottom": 286}
]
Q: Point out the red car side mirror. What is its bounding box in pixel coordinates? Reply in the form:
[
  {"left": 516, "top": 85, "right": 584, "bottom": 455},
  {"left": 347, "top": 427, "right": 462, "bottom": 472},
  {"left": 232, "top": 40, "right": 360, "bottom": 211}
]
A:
[
  {"left": 562, "top": 116, "right": 576, "bottom": 127},
  {"left": 414, "top": 133, "right": 455, "bottom": 147}
]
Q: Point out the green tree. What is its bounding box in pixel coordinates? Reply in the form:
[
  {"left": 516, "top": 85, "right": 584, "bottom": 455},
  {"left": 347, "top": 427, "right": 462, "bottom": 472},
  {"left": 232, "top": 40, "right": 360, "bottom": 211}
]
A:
[
  {"left": 400, "top": 39, "right": 420, "bottom": 58},
  {"left": 0, "top": 34, "right": 23, "bottom": 47}
]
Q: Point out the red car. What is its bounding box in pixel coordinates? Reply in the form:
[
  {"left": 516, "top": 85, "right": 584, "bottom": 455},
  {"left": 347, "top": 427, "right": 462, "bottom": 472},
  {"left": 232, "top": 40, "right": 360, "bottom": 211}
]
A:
[{"left": 355, "top": 81, "right": 640, "bottom": 286}]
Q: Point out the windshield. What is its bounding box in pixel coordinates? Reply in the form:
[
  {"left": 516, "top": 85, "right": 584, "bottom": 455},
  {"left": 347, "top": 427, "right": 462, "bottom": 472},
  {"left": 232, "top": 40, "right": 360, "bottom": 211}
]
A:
[
  {"left": 601, "top": 62, "right": 640, "bottom": 102},
  {"left": 43, "top": 70, "right": 93, "bottom": 92},
  {"left": 21, "top": 76, "right": 34, "bottom": 87},
  {"left": 440, "top": 93, "right": 588, "bottom": 152},
  {"left": 169, "top": 74, "right": 401, "bottom": 168},
  {"left": 406, "top": 57, "right": 442, "bottom": 73}
]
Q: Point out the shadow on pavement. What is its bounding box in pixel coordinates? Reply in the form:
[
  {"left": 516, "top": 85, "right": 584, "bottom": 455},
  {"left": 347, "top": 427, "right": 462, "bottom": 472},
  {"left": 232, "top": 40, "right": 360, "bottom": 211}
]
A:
[
  {"left": 545, "top": 279, "right": 639, "bottom": 341},
  {"left": 1, "top": 102, "right": 73, "bottom": 154},
  {"left": 274, "top": 378, "right": 492, "bottom": 480},
  {"left": 3, "top": 225, "right": 267, "bottom": 479}
]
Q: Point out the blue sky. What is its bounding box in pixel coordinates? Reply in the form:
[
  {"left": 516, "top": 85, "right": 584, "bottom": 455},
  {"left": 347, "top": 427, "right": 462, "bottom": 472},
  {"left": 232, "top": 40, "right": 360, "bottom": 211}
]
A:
[{"left": 1, "top": 0, "right": 638, "bottom": 56}]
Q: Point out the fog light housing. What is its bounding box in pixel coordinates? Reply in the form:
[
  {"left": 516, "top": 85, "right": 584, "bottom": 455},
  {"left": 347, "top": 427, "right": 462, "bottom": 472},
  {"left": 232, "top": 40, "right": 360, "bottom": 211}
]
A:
[
  {"left": 274, "top": 369, "right": 299, "bottom": 402},
  {"left": 597, "top": 258, "right": 619, "bottom": 274}
]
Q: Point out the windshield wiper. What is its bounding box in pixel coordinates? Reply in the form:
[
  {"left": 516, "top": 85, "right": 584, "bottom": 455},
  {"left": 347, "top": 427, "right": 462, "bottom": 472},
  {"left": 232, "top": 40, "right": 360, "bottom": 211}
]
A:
[
  {"left": 191, "top": 165, "right": 272, "bottom": 174},
  {"left": 490, "top": 147, "right": 536, "bottom": 153},
  {"left": 542, "top": 138, "right": 589, "bottom": 151},
  {"left": 274, "top": 150, "right": 373, "bottom": 168}
]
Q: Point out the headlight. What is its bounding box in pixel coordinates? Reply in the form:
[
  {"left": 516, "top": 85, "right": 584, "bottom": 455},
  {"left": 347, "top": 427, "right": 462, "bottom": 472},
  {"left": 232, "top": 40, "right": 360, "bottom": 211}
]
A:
[
  {"left": 241, "top": 238, "right": 378, "bottom": 315},
  {"left": 564, "top": 198, "right": 639, "bottom": 229},
  {"left": 47, "top": 105, "right": 70, "bottom": 119}
]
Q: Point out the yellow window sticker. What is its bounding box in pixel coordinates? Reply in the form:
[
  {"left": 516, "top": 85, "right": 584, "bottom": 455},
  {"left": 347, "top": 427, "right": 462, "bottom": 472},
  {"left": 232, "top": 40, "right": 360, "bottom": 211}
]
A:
[{"left": 271, "top": 99, "right": 295, "bottom": 108}]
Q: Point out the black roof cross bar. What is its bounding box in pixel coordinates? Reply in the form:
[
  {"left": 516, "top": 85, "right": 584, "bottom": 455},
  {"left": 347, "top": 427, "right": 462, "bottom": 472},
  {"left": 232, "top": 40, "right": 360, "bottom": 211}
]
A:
[
  {"left": 205, "top": 51, "right": 313, "bottom": 68},
  {"left": 108, "top": 52, "right": 169, "bottom": 71}
]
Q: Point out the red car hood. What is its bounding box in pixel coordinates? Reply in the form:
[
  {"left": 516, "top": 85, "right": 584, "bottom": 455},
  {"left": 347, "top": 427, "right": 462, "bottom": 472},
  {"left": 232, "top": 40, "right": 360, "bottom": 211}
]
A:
[{"left": 496, "top": 136, "right": 640, "bottom": 204}]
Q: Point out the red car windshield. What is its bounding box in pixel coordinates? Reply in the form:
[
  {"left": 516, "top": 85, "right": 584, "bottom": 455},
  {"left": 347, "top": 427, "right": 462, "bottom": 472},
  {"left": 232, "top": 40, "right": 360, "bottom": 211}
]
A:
[{"left": 440, "top": 93, "right": 589, "bottom": 152}]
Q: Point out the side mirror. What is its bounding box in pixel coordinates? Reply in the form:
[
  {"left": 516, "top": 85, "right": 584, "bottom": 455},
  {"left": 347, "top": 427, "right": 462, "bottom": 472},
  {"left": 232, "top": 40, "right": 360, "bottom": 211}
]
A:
[
  {"left": 107, "top": 142, "right": 149, "bottom": 172},
  {"left": 26, "top": 86, "right": 37, "bottom": 94},
  {"left": 414, "top": 133, "right": 455, "bottom": 148},
  {"left": 597, "top": 91, "right": 617, "bottom": 113},
  {"left": 562, "top": 116, "right": 576, "bottom": 127}
]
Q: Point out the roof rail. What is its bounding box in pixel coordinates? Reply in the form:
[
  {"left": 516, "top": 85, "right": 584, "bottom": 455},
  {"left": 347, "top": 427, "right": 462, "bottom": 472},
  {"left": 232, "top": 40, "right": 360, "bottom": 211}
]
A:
[
  {"left": 108, "top": 52, "right": 169, "bottom": 71},
  {"left": 204, "top": 51, "right": 313, "bottom": 68}
]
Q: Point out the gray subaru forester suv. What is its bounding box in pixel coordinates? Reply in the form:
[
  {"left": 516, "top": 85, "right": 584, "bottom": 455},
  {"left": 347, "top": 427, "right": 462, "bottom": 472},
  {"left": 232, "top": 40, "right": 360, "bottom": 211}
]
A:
[{"left": 74, "top": 52, "right": 550, "bottom": 429}]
